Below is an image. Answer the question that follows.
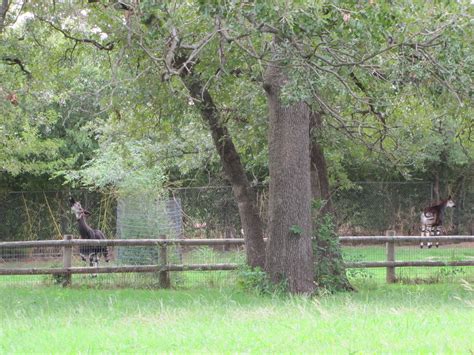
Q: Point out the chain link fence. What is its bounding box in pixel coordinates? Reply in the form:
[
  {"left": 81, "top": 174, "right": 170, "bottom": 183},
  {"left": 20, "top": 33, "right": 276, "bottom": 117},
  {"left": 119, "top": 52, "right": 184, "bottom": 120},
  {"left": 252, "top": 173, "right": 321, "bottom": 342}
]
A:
[
  {"left": 1, "top": 182, "right": 473, "bottom": 287},
  {"left": 334, "top": 182, "right": 473, "bottom": 236},
  {"left": 334, "top": 181, "right": 474, "bottom": 284},
  {"left": 0, "top": 190, "right": 116, "bottom": 242}
]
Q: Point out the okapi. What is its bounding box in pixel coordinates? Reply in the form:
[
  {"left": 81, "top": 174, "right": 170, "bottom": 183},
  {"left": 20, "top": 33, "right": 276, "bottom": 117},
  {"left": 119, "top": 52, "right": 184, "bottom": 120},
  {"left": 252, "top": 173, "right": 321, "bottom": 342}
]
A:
[
  {"left": 69, "top": 197, "right": 110, "bottom": 271},
  {"left": 420, "top": 196, "right": 456, "bottom": 248}
]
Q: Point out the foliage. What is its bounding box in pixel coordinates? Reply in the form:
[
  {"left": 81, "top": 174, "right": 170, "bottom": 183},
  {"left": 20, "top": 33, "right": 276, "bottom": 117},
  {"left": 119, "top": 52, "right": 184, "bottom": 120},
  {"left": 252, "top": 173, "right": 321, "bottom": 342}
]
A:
[
  {"left": 0, "top": 9, "right": 109, "bottom": 189},
  {"left": 237, "top": 265, "right": 287, "bottom": 295},
  {"left": 313, "top": 213, "right": 353, "bottom": 292},
  {"left": 1, "top": 1, "right": 472, "bottom": 190},
  {"left": 289, "top": 224, "right": 303, "bottom": 236},
  {"left": 47, "top": 263, "right": 69, "bottom": 286},
  {"left": 62, "top": 139, "right": 168, "bottom": 194}
]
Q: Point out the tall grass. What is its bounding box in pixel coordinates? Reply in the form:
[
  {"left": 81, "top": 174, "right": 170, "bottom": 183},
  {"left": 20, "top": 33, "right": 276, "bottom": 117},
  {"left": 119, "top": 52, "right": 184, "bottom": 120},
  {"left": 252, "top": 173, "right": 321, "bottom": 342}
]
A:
[{"left": 0, "top": 282, "right": 472, "bottom": 353}]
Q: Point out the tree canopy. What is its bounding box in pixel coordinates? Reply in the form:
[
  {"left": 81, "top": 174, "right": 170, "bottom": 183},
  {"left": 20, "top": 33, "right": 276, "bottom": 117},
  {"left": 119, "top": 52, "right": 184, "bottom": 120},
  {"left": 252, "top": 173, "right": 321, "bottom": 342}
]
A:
[{"left": 1, "top": 1, "right": 471, "bottom": 190}]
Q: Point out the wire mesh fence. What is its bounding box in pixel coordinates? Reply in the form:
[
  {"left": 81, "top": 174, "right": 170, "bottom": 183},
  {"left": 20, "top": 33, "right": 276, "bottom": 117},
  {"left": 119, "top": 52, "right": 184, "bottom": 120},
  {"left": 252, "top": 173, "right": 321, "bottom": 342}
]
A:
[
  {"left": 342, "top": 242, "right": 474, "bottom": 284},
  {"left": 0, "top": 182, "right": 473, "bottom": 288},
  {"left": 0, "top": 241, "right": 244, "bottom": 288},
  {"left": 171, "top": 186, "right": 247, "bottom": 239},
  {"left": 1, "top": 238, "right": 473, "bottom": 288},
  {"left": 0, "top": 190, "right": 116, "bottom": 242},
  {"left": 116, "top": 193, "right": 184, "bottom": 265},
  {"left": 1, "top": 182, "right": 473, "bottom": 242},
  {"left": 171, "top": 182, "right": 474, "bottom": 237}
]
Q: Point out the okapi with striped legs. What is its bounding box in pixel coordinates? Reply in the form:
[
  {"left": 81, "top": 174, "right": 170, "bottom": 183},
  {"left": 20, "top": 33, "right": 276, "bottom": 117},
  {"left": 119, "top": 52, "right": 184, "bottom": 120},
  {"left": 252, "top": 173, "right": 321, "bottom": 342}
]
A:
[
  {"left": 69, "top": 197, "right": 110, "bottom": 274},
  {"left": 420, "top": 196, "right": 456, "bottom": 248}
]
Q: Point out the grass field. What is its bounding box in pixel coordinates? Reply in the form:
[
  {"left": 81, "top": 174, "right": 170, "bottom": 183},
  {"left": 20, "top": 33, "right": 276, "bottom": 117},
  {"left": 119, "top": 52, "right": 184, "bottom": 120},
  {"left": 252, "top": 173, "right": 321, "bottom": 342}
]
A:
[{"left": 0, "top": 281, "right": 473, "bottom": 353}]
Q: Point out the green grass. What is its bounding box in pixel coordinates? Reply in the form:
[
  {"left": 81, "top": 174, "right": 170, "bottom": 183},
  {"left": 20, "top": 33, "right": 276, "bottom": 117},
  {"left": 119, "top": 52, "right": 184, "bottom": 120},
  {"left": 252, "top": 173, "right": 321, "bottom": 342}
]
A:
[{"left": 0, "top": 282, "right": 473, "bottom": 353}]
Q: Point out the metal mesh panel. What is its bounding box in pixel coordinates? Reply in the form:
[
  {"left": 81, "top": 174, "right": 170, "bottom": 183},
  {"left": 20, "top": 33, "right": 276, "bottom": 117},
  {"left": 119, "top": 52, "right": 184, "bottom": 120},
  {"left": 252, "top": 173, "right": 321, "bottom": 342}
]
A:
[{"left": 116, "top": 194, "right": 183, "bottom": 265}]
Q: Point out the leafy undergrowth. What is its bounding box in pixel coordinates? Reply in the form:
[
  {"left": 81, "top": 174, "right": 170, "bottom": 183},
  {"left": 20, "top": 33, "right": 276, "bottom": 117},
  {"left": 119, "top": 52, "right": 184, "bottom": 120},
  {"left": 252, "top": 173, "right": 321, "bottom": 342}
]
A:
[{"left": 0, "top": 282, "right": 473, "bottom": 353}]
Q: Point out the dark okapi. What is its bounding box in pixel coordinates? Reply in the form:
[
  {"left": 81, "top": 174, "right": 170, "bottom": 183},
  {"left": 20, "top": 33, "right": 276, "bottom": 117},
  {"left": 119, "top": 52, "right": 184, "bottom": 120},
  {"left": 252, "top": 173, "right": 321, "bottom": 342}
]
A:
[
  {"left": 69, "top": 197, "right": 110, "bottom": 271},
  {"left": 420, "top": 196, "right": 456, "bottom": 248}
]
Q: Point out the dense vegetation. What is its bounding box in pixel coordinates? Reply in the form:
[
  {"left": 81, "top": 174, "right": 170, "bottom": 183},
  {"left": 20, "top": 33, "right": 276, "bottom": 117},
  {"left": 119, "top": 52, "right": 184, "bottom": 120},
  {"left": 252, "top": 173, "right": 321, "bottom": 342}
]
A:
[{"left": 1, "top": 2, "right": 472, "bottom": 190}]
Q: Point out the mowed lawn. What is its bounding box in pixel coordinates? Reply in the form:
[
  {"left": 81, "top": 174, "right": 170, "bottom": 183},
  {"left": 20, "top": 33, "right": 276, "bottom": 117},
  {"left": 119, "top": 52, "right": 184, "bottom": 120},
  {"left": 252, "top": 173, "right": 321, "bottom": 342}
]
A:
[{"left": 0, "top": 282, "right": 473, "bottom": 353}]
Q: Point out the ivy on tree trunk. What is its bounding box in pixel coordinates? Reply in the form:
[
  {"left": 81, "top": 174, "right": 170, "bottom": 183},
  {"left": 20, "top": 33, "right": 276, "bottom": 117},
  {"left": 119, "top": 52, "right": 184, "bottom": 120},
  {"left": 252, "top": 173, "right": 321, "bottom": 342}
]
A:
[{"left": 310, "top": 112, "right": 353, "bottom": 292}]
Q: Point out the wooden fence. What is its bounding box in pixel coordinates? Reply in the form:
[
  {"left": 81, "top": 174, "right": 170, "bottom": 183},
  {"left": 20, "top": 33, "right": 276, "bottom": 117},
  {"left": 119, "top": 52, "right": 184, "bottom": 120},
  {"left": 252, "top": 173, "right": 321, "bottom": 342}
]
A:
[{"left": 1, "top": 233, "right": 473, "bottom": 286}]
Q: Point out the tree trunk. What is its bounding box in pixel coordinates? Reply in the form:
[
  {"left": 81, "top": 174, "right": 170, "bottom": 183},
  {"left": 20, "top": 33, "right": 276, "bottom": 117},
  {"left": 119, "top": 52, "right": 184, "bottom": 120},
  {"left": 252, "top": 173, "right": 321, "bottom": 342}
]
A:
[
  {"left": 264, "top": 62, "right": 315, "bottom": 295},
  {"left": 433, "top": 171, "right": 440, "bottom": 202},
  {"left": 0, "top": 0, "right": 9, "bottom": 34},
  {"left": 310, "top": 112, "right": 333, "bottom": 215},
  {"left": 181, "top": 73, "right": 266, "bottom": 269},
  {"left": 310, "top": 111, "right": 353, "bottom": 292}
]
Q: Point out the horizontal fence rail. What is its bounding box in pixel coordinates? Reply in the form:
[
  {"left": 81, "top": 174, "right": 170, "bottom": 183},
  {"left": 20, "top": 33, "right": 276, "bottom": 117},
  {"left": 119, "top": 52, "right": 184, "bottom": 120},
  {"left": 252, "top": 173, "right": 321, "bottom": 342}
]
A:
[
  {"left": 1, "top": 236, "right": 473, "bottom": 248},
  {"left": 0, "top": 238, "right": 247, "bottom": 248},
  {"left": 344, "top": 261, "right": 474, "bottom": 268},
  {"left": 339, "top": 236, "right": 474, "bottom": 244},
  {"left": 1, "top": 234, "right": 473, "bottom": 286},
  {"left": 0, "top": 264, "right": 240, "bottom": 276}
]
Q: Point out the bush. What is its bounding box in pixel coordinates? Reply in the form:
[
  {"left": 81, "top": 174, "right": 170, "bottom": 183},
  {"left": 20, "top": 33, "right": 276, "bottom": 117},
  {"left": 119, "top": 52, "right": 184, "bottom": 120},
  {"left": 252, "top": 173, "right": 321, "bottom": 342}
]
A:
[
  {"left": 313, "top": 213, "right": 354, "bottom": 292},
  {"left": 237, "top": 265, "right": 287, "bottom": 295}
]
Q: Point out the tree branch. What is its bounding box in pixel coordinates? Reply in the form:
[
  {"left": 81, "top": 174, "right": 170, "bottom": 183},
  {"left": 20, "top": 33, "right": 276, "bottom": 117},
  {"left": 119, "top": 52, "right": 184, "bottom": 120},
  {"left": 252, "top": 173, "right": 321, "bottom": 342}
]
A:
[
  {"left": 2, "top": 56, "right": 32, "bottom": 78},
  {"left": 0, "top": 0, "right": 9, "bottom": 34},
  {"left": 177, "top": 30, "right": 217, "bottom": 75},
  {"left": 162, "top": 26, "right": 180, "bottom": 80},
  {"left": 349, "top": 72, "right": 386, "bottom": 126},
  {"left": 39, "top": 18, "right": 115, "bottom": 51}
]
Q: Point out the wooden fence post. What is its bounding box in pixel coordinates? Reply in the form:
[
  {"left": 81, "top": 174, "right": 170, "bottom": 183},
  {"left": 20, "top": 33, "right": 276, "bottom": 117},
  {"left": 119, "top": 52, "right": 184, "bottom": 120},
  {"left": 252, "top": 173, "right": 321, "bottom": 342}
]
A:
[
  {"left": 386, "top": 230, "right": 396, "bottom": 283},
  {"left": 62, "top": 234, "right": 73, "bottom": 286},
  {"left": 159, "top": 235, "right": 170, "bottom": 288}
]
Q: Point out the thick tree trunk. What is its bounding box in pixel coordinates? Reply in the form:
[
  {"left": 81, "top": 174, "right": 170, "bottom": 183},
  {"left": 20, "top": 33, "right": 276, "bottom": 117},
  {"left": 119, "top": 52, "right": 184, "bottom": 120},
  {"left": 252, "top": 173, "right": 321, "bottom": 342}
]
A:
[
  {"left": 264, "top": 62, "right": 315, "bottom": 294},
  {"left": 181, "top": 73, "right": 266, "bottom": 269},
  {"left": 310, "top": 111, "right": 353, "bottom": 292}
]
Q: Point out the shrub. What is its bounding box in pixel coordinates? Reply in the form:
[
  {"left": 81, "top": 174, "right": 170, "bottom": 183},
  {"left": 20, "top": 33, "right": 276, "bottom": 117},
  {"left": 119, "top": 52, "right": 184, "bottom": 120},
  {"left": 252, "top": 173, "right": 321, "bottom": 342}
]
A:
[
  {"left": 313, "top": 213, "right": 354, "bottom": 292},
  {"left": 237, "top": 265, "right": 287, "bottom": 295}
]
